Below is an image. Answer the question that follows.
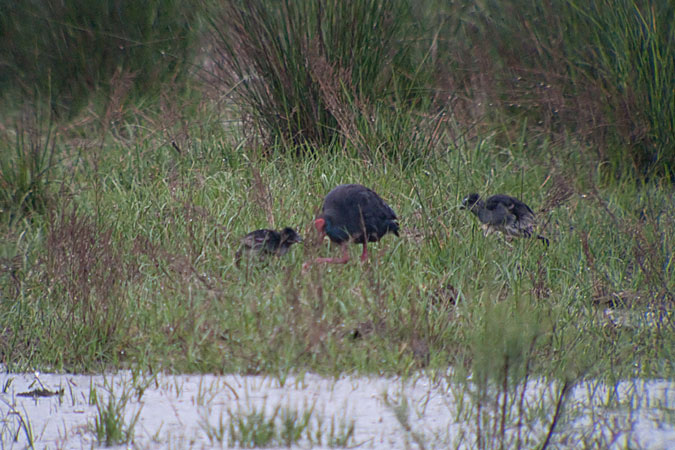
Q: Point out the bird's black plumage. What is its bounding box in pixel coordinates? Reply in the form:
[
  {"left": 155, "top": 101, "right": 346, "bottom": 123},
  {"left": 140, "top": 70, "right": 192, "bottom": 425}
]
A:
[
  {"left": 235, "top": 227, "right": 302, "bottom": 264},
  {"left": 319, "top": 184, "right": 399, "bottom": 244},
  {"left": 309, "top": 184, "right": 399, "bottom": 265},
  {"left": 461, "top": 193, "right": 549, "bottom": 245}
]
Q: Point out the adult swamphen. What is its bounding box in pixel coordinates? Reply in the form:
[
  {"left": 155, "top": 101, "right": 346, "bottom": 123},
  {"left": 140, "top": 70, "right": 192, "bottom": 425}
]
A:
[
  {"left": 235, "top": 227, "right": 302, "bottom": 265},
  {"left": 306, "top": 184, "right": 399, "bottom": 266},
  {"left": 461, "top": 193, "right": 549, "bottom": 246}
]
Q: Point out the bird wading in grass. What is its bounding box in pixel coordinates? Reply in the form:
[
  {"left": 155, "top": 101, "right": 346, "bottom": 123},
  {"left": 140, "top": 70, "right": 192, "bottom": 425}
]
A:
[
  {"left": 304, "top": 184, "right": 399, "bottom": 268},
  {"left": 460, "top": 193, "right": 549, "bottom": 246},
  {"left": 235, "top": 227, "right": 302, "bottom": 266}
]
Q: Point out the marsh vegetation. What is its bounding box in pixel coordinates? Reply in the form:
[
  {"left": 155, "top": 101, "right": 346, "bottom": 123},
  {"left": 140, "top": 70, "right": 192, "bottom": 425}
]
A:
[{"left": 1, "top": 0, "right": 673, "bottom": 447}]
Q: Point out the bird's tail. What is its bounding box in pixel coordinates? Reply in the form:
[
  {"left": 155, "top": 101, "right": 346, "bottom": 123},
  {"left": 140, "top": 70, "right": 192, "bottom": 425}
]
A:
[{"left": 536, "top": 235, "right": 550, "bottom": 247}]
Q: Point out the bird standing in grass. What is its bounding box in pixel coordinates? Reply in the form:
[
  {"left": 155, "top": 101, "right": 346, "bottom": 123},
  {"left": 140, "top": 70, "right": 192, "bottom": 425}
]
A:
[
  {"left": 305, "top": 184, "right": 399, "bottom": 267},
  {"left": 461, "top": 193, "right": 549, "bottom": 246},
  {"left": 235, "top": 227, "right": 302, "bottom": 265}
]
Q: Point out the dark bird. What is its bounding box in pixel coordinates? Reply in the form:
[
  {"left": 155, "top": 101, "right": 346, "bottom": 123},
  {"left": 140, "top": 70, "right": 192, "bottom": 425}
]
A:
[
  {"left": 235, "top": 227, "right": 302, "bottom": 265},
  {"left": 461, "top": 193, "right": 549, "bottom": 246},
  {"left": 307, "top": 184, "right": 399, "bottom": 266}
]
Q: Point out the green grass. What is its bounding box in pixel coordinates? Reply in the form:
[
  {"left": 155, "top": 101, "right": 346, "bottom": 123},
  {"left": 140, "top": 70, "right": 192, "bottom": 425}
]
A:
[
  {"left": 0, "top": 1, "right": 672, "bottom": 409},
  {"left": 89, "top": 378, "right": 143, "bottom": 446},
  {"left": 0, "top": 115, "right": 672, "bottom": 382},
  {"left": 0, "top": 0, "right": 201, "bottom": 118},
  {"left": 0, "top": 105, "right": 57, "bottom": 221},
  {"left": 449, "top": 0, "right": 675, "bottom": 175},
  {"left": 200, "top": 401, "right": 355, "bottom": 448},
  {"left": 207, "top": 0, "right": 429, "bottom": 152},
  {"left": 0, "top": 401, "right": 35, "bottom": 449}
]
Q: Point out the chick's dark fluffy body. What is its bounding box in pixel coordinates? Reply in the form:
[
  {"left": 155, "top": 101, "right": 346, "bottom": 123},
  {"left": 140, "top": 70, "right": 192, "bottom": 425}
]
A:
[
  {"left": 462, "top": 193, "right": 548, "bottom": 245},
  {"left": 236, "top": 227, "right": 302, "bottom": 263}
]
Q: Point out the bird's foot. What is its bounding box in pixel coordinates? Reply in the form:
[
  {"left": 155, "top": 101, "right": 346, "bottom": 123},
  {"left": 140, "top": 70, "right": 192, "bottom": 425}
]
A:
[
  {"left": 302, "top": 255, "right": 350, "bottom": 272},
  {"left": 314, "top": 256, "right": 350, "bottom": 264},
  {"left": 303, "top": 245, "right": 350, "bottom": 271}
]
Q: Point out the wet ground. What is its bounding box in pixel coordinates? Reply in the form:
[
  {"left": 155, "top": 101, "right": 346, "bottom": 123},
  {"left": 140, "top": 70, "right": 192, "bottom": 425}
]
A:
[{"left": 1, "top": 371, "right": 674, "bottom": 449}]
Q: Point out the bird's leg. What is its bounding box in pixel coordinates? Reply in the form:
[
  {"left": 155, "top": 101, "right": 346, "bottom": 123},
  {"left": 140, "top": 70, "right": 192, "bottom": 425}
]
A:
[
  {"left": 360, "top": 243, "right": 368, "bottom": 262},
  {"left": 340, "top": 244, "right": 351, "bottom": 263},
  {"left": 312, "top": 243, "right": 351, "bottom": 265}
]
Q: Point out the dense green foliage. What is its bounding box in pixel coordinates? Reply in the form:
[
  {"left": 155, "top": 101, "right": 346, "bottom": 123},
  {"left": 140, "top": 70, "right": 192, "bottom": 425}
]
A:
[
  {"left": 468, "top": 0, "right": 675, "bottom": 175},
  {"left": 0, "top": 0, "right": 673, "bottom": 383},
  {"left": 1, "top": 124, "right": 673, "bottom": 379},
  {"left": 204, "top": 0, "right": 674, "bottom": 173},
  {"left": 208, "top": 0, "right": 428, "bottom": 152},
  {"left": 0, "top": 0, "right": 200, "bottom": 117}
]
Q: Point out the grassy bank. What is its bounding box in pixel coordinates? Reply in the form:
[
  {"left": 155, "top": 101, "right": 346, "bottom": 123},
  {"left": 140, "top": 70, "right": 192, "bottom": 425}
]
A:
[
  {"left": 0, "top": 0, "right": 673, "bottom": 383},
  {"left": 1, "top": 112, "right": 672, "bottom": 380}
]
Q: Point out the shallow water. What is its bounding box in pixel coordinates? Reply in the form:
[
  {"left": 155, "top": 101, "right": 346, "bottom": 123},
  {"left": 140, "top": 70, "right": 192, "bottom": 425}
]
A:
[{"left": 1, "top": 371, "right": 674, "bottom": 449}]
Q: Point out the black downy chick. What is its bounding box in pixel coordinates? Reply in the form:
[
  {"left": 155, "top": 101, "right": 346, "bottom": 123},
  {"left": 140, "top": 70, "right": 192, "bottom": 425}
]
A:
[
  {"left": 235, "top": 227, "right": 303, "bottom": 265},
  {"left": 461, "top": 193, "right": 549, "bottom": 246}
]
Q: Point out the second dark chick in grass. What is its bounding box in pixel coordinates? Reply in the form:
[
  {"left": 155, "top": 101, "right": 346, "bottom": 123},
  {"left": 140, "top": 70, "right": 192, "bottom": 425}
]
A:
[
  {"left": 461, "top": 193, "right": 549, "bottom": 246},
  {"left": 235, "top": 227, "right": 303, "bottom": 265}
]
